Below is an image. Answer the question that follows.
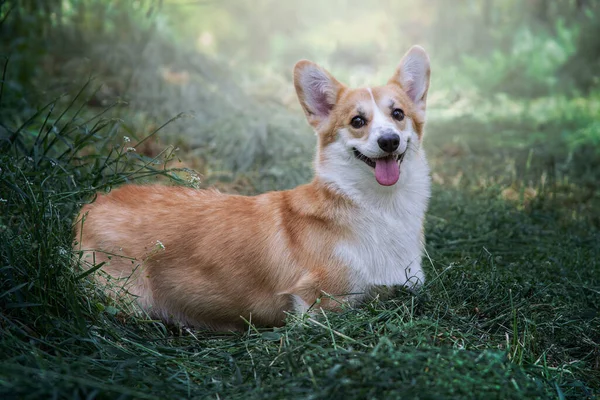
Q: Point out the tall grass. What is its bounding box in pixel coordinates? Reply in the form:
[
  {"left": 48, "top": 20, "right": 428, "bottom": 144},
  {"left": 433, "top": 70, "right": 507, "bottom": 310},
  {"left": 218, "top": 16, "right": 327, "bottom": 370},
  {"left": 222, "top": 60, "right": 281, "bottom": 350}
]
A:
[{"left": 0, "top": 74, "right": 179, "bottom": 342}]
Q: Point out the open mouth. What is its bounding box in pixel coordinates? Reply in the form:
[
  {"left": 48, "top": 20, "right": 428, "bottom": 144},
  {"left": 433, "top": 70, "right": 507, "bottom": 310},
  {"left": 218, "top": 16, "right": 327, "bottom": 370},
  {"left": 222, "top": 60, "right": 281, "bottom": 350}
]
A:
[
  {"left": 352, "top": 147, "right": 406, "bottom": 186},
  {"left": 352, "top": 148, "right": 406, "bottom": 168}
]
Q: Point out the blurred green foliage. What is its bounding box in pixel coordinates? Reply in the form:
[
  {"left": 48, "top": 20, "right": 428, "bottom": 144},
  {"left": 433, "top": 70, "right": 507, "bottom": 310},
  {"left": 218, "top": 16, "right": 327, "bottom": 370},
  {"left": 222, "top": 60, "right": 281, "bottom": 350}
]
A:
[
  {"left": 3, "top": 0, "right": 598, "bottom": 163},
  {"left": 163, "top": 0, "right": 598, "bottom": 95}
]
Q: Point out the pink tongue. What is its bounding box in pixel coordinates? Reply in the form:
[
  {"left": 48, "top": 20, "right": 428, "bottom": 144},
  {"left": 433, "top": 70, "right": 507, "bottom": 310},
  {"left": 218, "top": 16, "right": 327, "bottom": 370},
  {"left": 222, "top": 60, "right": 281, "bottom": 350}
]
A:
[{"left": 375, "top": 157, "right": 400, "bottom": 186}]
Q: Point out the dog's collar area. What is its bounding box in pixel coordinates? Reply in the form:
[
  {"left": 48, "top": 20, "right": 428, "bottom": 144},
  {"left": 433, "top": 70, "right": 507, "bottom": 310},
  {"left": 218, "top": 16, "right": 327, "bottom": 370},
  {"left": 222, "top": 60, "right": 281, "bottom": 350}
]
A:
[{"left": 352, "top": 148, "right": 405, "bottom": 168}]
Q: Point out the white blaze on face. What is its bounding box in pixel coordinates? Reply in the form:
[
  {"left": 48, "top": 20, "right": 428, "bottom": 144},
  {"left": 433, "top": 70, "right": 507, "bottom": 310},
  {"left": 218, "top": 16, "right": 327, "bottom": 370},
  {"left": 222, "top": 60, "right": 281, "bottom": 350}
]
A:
[
  {"left": 366, "top": 88, "right": 408, "bottom": 154},
  {"left": 364, "top": 88, "right": 402, "bottom": 186}
]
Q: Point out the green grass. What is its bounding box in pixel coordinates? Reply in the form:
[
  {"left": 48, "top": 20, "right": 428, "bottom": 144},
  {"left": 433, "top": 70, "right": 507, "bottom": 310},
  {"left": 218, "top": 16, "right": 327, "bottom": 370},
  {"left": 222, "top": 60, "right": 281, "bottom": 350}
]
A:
[{"left": 1, "top": 82, "right": 599, "bottom": 399}]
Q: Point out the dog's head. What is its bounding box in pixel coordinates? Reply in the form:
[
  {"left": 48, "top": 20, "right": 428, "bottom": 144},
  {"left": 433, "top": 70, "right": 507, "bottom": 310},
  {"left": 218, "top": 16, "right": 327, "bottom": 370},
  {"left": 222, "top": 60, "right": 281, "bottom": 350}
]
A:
[{"left": 294, "top": 46, "right": 430, "bottom": 189}]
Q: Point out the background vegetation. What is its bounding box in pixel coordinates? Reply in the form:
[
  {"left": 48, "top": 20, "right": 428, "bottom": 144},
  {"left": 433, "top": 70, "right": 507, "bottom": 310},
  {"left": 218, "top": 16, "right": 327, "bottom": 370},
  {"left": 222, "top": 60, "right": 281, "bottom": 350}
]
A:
[{"left": 0, "top": 0, "right": 598, "bottom": 398}]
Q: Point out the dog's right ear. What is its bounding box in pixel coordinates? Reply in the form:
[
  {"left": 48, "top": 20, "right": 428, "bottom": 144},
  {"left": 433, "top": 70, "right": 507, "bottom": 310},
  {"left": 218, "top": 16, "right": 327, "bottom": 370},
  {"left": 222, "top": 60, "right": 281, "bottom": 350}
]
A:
[{"left": 294, "top": 61, "right": 344, "bottom": 129}]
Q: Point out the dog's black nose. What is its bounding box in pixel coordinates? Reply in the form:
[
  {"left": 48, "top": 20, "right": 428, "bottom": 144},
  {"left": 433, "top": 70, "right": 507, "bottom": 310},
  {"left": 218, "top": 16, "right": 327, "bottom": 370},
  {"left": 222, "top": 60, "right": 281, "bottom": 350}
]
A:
[{"left": 377, "top": 133, "right": 400, "bottom": 153}]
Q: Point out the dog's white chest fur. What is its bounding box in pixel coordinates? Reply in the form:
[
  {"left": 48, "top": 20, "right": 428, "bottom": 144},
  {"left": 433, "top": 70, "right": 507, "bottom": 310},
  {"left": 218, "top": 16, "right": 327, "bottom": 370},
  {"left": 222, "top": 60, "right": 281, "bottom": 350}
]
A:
[
  {"left": 338, "top": 202, "right": 426, "bottom": 291},
  {"left": 319, "top": 142, "right": 431, "bottom": 295}
]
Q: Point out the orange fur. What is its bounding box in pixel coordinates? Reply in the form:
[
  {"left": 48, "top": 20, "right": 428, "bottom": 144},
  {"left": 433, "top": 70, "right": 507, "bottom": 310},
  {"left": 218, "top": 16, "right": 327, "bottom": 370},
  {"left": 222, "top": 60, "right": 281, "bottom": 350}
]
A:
[
  {"left": 76, "top": 182, "right": 353, "bottom": 329},
  {"left": 74, "top": 46, "right": 432, "bottom": 330}
]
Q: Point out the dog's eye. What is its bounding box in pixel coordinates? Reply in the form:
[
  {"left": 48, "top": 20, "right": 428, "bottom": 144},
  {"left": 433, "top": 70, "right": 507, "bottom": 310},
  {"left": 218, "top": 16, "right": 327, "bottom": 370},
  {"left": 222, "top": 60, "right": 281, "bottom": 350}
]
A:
[
  {"left": 350, "top": 116, "right": 366, "bottom": 129},
  {"left": 392, "top": 108, "right": 405, "bottom": 121}
]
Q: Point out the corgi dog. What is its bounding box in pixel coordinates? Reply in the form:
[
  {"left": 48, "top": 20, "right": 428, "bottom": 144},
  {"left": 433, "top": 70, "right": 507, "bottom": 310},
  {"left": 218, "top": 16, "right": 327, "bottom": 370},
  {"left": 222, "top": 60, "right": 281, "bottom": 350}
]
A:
[{"left": 74, "top": 46, "right": 432, "bottom": 330}]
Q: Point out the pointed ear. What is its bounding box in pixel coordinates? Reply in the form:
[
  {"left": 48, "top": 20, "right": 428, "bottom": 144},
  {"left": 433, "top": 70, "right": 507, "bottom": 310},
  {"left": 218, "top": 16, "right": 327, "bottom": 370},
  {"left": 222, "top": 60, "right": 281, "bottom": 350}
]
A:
[
  {"left": 294, "top": 60, "right": 344, "bottom": 128},
  {"left": 389, "top": 46, "right": 431, "bottom": 111}
]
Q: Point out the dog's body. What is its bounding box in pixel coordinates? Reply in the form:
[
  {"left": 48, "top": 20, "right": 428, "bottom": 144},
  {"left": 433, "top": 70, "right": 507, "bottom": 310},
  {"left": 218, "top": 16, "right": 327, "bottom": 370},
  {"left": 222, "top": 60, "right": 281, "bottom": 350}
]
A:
[{"left": 75, "top": 46, "right": 432, "bottom": 330}]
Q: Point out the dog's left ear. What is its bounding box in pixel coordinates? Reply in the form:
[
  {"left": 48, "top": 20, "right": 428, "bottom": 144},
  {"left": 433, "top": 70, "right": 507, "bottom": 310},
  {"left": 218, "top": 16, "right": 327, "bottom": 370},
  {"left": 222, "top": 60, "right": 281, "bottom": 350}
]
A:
[{"left": 389, "top": 46, "right": 431, "bottom": 112}]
